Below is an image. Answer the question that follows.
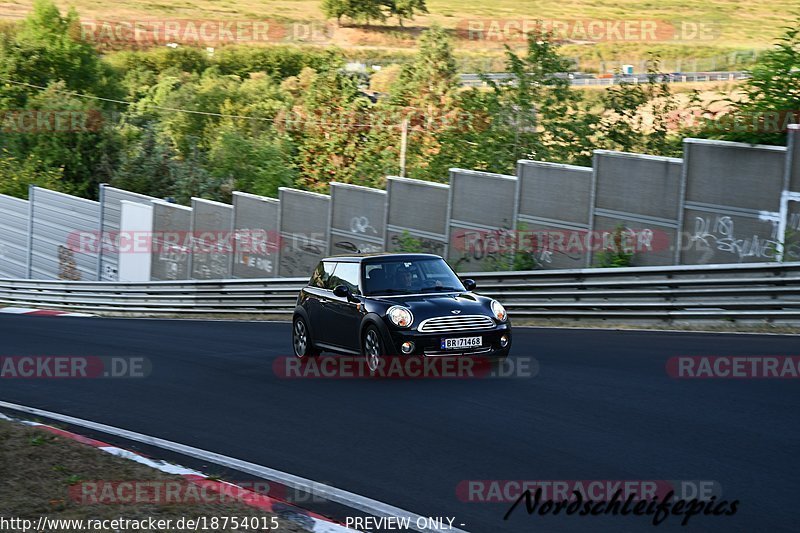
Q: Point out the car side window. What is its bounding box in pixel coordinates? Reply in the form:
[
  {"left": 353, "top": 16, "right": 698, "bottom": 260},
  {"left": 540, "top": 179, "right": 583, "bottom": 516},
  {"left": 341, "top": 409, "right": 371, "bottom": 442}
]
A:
[
  {"left": 364, "top": 264, "right": 387, "bottom": 294},
  {"left": 309, "top": 261, "right": 337, "bottom": 289},
  {"left": 329, "top": 262, "right": 361, "bottom": 295}
]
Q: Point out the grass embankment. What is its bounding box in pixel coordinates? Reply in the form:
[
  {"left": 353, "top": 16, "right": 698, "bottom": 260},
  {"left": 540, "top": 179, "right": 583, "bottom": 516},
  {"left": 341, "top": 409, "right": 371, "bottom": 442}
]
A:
[
  {"left": 1, "top": 0, "right": 793, "bottom": 72},
  {"left": 0, "top": 419, "right": 309, "bottom": 532}
]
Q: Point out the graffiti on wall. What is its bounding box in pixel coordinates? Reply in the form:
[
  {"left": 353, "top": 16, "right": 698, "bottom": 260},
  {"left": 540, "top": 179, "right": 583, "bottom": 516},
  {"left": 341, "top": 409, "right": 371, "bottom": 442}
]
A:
[
  {"left": 281, "top": 232, "right": 326, "bottom": 277},
  {"left": 687, "top": 215, "right": 780, "bottom": 262},
  {"left": 349, "top": 216, "right": 377, "bottom": 235},
  {"left": 332, "top": 215, "right": 383, "bottom": 254},
  {"left": 57, "top": 245, "right": 81, "bottom": 280},
  {"left": 156, "top": 244, "right": 189, "bottom": 280},
  {"left": 452, "top": 224, "right": 667, "bottom": 270},
  {"left": 233, "top": 229, "right": 276, "bottom": 275}
]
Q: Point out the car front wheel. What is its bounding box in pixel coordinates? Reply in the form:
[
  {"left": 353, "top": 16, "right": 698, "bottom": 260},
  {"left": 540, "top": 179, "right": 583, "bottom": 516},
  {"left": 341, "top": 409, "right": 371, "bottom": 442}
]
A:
[
  {"left": 293, "top": 316, "right": 320, "bottom": 358},
  {"left": 362, "top": 326, "right": 384, "bottom": 373}
]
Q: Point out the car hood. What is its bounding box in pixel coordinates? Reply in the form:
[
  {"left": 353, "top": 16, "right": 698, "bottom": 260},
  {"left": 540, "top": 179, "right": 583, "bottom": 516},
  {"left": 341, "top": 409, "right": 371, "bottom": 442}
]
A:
[{"left": 372, "top": 292, "right": 494, "bottom": 321}]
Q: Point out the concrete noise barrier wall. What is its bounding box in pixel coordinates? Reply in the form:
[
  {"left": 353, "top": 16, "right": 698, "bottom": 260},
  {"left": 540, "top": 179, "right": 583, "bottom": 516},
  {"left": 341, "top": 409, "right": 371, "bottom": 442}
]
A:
[
  {"left": 0, "top": 194, "right": 29, "bottom": 279},
  {"left": 98, "top": 185, "right": 157, "bottom": 281},
  {"left": 278, "top": 187, "right": 330, "bottom": 278},
  {"left": 385, "top": 176, "right": 449, "bottom": 256},
  {"left": 3, "top": 130, "right": 800, "bottom": 282},
  {"left": 680, "top": 138, "right": 787, "bottom": 265},
  {"left": 329, "top": 182, "right": 387, "bottom": 256},
  {"left": 447, "top": 169, "right": 518, "bottom": 272},
  {"left": 190, "top": 198, "right": 233, "bottom": 280},
  {"left": 231, "top": 191, "right": 280, "bottom": 278},
  {"left": 591, "top": 151, "right": 684, "bottom": 267},
  {"left": 783, "top": 125, "right": 800, "bottom": 262},
  {"left": 29, "top": 187, "right": 100, "bottom": 281},
  {"left": 515, "top": 161, "right": 593, "bottom": 269},
  {"left": 150, "top": 200, "right": 192, "bottom": 281}
]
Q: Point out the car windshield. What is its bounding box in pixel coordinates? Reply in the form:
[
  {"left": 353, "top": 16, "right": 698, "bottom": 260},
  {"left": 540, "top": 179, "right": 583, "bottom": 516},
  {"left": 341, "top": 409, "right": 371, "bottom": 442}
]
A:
[{"left": 362, "top": 257, "right": 465, "bottom": 296}]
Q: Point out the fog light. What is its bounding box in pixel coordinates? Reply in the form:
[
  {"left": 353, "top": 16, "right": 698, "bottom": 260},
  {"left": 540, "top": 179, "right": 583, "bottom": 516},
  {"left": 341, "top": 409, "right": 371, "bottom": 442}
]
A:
[
  {"left": 500, "top": 335, "right": 509, "bottom": 348},
  {"left": 401, "top": 341, "right": 414, "bottom": 354}
]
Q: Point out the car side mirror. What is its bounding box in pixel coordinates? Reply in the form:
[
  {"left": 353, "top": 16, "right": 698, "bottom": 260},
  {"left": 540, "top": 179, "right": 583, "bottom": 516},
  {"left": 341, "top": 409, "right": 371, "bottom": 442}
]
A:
[
  {"left": 333, "top": 285, "right": 350, "bottom": 298},
  {"left": 462, "top": 278, "right": 477, "bottom": 291}
]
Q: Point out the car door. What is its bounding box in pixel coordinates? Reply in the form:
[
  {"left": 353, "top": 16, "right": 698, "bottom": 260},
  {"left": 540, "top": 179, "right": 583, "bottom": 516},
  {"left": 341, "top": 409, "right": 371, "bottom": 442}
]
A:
[
  {"left": 326, "top": 261, "right": 364, "bottom": 352},
  {"left": 305, "top": 261, "right": 338, "bottom": 345}
]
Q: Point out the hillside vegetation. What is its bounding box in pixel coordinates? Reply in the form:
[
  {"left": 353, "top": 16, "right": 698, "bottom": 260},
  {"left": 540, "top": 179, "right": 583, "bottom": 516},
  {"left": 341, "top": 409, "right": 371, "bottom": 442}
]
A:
[{"left": 0, "top": 0, "right": 795, "bottom": 71}]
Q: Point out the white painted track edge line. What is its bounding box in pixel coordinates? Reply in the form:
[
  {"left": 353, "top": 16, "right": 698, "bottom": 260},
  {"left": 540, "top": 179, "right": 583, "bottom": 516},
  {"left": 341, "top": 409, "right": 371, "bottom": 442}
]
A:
[{"left": 0, "top": 400, "right": 468, "bottom": 533}]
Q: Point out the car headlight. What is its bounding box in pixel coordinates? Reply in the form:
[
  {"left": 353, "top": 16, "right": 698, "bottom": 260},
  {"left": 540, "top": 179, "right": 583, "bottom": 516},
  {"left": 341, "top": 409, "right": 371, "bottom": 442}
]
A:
[
  {"left": 491, "top": 300, "right": 507, "bottom": 322},
  {"left": 387, "top": 306, "right": 414, "bottom": 328}
]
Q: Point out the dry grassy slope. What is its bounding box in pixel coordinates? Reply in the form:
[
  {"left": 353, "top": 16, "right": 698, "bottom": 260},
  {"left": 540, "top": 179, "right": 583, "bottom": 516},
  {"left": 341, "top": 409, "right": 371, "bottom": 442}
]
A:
[{"left": 0, "top": 0, "right": 794, "bottom": 50}]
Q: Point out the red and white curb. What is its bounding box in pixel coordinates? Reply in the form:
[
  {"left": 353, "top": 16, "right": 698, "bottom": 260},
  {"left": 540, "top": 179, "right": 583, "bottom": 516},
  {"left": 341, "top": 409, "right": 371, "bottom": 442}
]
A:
[
  {"left": 0, "top": 307, "right": 95, "bottom": 317},
  {"left": 0, "top": 412, "right": 354, "bottom": 533}
]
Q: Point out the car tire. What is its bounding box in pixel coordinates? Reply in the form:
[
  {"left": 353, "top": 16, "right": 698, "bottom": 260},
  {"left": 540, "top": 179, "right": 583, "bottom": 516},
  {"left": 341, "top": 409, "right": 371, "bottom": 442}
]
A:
[
  {"left": 362, "top": 325, "right": 384, "bottom": 374},
  {"left": 293, "top": 316, "right": 320, "bottom": 358}
]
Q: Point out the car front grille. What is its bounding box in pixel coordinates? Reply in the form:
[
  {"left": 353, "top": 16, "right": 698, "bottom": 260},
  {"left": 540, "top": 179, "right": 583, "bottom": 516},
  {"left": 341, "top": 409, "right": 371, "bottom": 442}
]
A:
[{"left": 417, "top": 314, "right": 495, "bottom": 333}]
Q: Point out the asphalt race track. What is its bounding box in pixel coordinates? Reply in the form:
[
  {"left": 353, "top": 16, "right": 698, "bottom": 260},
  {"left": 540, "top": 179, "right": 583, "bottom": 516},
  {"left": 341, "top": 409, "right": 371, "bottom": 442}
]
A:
[{"left": 1, "top": 315, "right": 797, "bottom": 532}]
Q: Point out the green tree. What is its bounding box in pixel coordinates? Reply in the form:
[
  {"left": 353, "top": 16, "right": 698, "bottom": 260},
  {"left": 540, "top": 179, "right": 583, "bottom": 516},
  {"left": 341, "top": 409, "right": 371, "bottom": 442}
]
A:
[
  {"left": 370, "top": 25, "right": 460, "bottom": 181},
  {"left": 427, "top": 26, "right": 596, "bottom": 177},
  {"left": 1, "top": 81, "right": 119, "bottom": 197},
  {"left": 110, "top": 124, "right": 180, "bottom": 200},
  {"left": 0, "top": 150, "right": 63, "bottom": 198},
  {"left": 0, "top": 0, "right": 118, "bottom": 107},
  {"left": 691, "top": 18, "right": 800, "bottom": 145},
  {"left": 322, "top": 0, "right": 386, "bottom": 26},
  {"left": 207, "top": 124, "right": 295, "bottom": 199},
  {"left": 0, "top": 0, "right": 121, "bottom": 198},
  {"left": 287, "top": 66, "right": 375, "bottom": 191},
  {"left": 494, "top": 26, "right": 596, "bottom": 165},
  {"left": 385, "top": 0, "right": 429, "bottom": 26},
  {"left": 322, "top": 0, "right": 351, "bottom": 25},
  {"left": 597, "top": 60, "right": 682, "bottom": 157}
]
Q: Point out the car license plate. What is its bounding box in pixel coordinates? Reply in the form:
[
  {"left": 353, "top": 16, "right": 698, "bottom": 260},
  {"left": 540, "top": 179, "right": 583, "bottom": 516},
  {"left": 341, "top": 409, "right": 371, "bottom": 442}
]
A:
[{"left": 441, "top": 336, "right": 482, "bottom": 350}]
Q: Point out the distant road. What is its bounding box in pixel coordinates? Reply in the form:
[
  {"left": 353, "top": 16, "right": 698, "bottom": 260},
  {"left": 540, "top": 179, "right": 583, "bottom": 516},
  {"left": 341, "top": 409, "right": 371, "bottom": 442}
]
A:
[
  {"left": 460, "top": 71, "right": 750, "bottom": 87},
  {"left": 0, "top": 315, "right": 797, "bottom": 531}
]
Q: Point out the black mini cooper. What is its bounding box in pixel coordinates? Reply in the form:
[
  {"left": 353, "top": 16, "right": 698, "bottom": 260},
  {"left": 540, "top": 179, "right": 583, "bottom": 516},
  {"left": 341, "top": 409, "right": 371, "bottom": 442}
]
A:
[{"left": 292, "top": 253, "right": 511, "bottom": 371}]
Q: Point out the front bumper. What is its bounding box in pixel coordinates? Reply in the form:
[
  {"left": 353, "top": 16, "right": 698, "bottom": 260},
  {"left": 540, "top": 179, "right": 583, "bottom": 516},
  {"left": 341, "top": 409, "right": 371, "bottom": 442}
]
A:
[{"left": 385, "top": 322, "right": 511, "bottom": 357}]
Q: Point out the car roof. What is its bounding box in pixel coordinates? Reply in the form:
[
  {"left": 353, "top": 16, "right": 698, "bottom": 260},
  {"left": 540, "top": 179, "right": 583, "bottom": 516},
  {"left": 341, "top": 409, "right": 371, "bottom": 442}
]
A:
[{"left": 320, "top": 252, "right": 443, "bottom": 263}]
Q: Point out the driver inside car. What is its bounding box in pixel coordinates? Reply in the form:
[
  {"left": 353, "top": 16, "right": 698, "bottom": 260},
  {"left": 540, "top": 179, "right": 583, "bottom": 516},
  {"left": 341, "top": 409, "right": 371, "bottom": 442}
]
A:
[{"left": 395, "top": 266, "right": 417, "bottom": 290}]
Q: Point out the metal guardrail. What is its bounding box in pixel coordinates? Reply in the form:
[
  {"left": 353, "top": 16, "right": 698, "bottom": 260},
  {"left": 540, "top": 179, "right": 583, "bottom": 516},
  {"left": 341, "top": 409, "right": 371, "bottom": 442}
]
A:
[
  {"left": 468, "top": 262, "right": 800, "bottom": 321},
  {"left": 1, "top": 262, "right": 799, "bottom": 322},
  {"left": 459, "top": 71, "right": 750, "bottom": 87}
]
